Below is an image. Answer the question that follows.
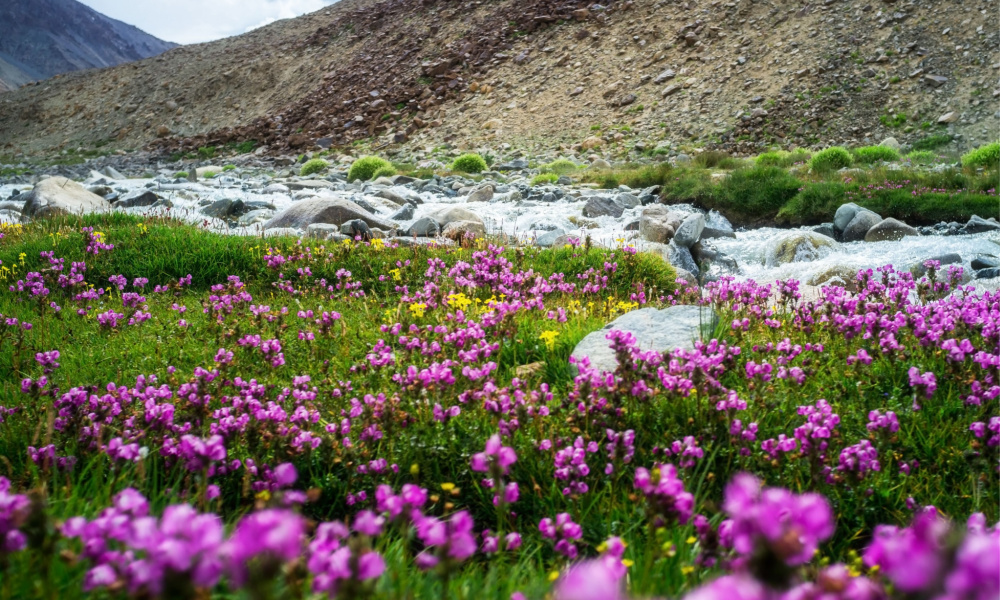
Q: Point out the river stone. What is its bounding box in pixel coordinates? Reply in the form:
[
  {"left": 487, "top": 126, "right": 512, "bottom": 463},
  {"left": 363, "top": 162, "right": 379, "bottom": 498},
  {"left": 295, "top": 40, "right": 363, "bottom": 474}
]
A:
[
  {"left": 306, "top": 223, "right": 343, "bottom": 240},
  {"left": 551, "top": 233, "right": 583, "bottom": 247},
  {"left": 570, "top": 305, "right": 716, "bottom": 375},
  {"left": 639, "top": 205, "right": 676, "bottom": 243},
  {"left": 263, "top": 183, "right": 290, "bottom": 194},
  {"left": 406, "top": 217, "right": 441, "bottom": 237},
  {"left": 833, "top": 203, "right": 863, "bottom": 232},
  {"left": 616, "top": 193, "right": 641, "bottom": 209},
  {"left": 238, "top": 209, "right": 274, "bottom": 226},
  {"left": 115, "top": 190, "right": 160, "bottom": 209},
  {"left": 443, "top": 220, "right": 486, "bottom": 240},
  {"left": 702, "top": 210, "right": 736, "bottom": 239},
  {"left": 468, "top": 185, "right": 494, "bottom": 203},
  {"left": 390, "top": 203, "right": 415, "bottom": 221},
  {"left": 865, "top": 218, "right": 920, "bottom": 242},
  {"left": 842, "top": 211, "right": 883, "bottom": 242},
  {"left": 976, "top": 268, "right": 1000, "bottom": 280},
  {"left": 373, "top": 189, "right": 406, "bottom": 206},
  {"left": 810, "top": 223, "right": 837, "bottom": 239},
  {"left": 673, "top": 212, "right": 706, "bottom": 248},
  {"left": 264, "top": 197, "right": 394, "bottom": 231},
  {"left": 341, "top": 219, "right": 372, "bottom": 240},
  {"left": 583, "top": 195, "right": 623, "bottom": 218},
  {"left": 972, "top": 256, "right": 1000, "bottom": 270},
  {"left": 665, "top": 241, "right": 700, "bottom": 275},
  {"left": 911, "top": 253, "right": 963, "bottom": 277},
  {"left": 21, "top": 177, "right": 111, "bottom": 219},
  {"left": 808, "top": 266, "right": 859, "bottom": 292},
  {"left": 426, "top": 206, "right": 484, "bottom": 228},
  {"left": 964, "top": 215, "right": 1000, "bottom": 234},
  {"left": 203, "top": 198, "right": 249, "bottom": 219},
  {"left": 765, "top": 231, "right": 840, "bottom": 266}
]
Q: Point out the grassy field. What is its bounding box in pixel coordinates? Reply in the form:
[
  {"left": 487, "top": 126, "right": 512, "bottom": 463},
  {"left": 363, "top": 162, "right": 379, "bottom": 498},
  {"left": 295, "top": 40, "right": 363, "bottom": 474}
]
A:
[{"left": 0, "top": 215, "right": 995, "bottom": 600}]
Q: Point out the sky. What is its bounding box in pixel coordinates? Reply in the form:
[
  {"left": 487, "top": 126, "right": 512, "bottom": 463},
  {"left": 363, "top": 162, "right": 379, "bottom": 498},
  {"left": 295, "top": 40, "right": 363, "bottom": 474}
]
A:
[{"left": 78, "top": 0, "right": 341, "bottom": 45}]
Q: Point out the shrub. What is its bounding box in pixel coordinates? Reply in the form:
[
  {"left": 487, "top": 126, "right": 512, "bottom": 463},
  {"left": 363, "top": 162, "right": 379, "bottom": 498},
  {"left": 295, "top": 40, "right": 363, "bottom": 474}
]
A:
[
  {"left": 300, "top": 158, "right": 330, "bottom": 176},
  {"left": 912, "top": 134, "right": 953, "bottom": 151},
  {"left": 202, "top": 171, "right": 217, "bottom": 179},
  {"left": 905, "top": 150, "right": 938, "bottom": 165},
  {"left": 755, "top": 150, "right": 811, "bottom": 168},
  {"left": 961, "top": 142, "right": 1000, "bottom": 169},
  {"left": 222, "top": 165, "right": 236, "bottom": 172},
  {"left": 853, "top": 145, "right": 900, "bottom": 164},
  {"left": 451, "top": 153, "right": 488, "bottom": 174},
  {"left": 371, "top": 165, "right": 398, "bottom": 180},
  {"left": 174, "top": 171, "right": 188, "bottom": 179},
  {"left": 541, "top": 159, "right": 579, "bottom": 175},
  {"left": 694, "top": 150, "right": 733, "bottom": 169},
  {"left": 777, "top": 182, "right": 847, "bottom": 224},
  {"left": 716, "top": 166, "right": 802, "bottom": 219},
  {"left": 347, "top": 156, "right": 392, "bottom": 182},
  {"left": 809, "top": 147, "right": 853, "bottom": 172},
  {"left": 197, "top": 145, "right": 216, "bottom": 160},
  {"left": 531, "top": 173, "right": 559, "bottom": 186},
  {"left": 581, "top": 163, "right": 673, "bottom": 189}
]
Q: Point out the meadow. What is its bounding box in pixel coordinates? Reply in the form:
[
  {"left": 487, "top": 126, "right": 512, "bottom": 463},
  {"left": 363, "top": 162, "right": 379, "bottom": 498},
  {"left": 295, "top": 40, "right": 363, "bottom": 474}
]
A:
[{"left": 0, "top": 214, "right": 996, "bottom": 600}]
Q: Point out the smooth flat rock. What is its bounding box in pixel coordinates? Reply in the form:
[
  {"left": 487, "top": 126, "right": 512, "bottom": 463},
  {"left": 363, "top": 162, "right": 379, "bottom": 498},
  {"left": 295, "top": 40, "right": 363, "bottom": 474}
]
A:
[
  {"left": 570, "top": 305, "right": 716, "bottom": 375},
  {"left": 864, "top": 217, "right": 919, "bottom": 242},
  {"left": 264, "top": 197, "right": 395, "bottom": 231},
  {"left": 842, "top": 210, "right": 883, "bottom": 242},
  {"left": 21, "top": 177, "right": 111, "bottom": 219},
  {"left": 764, "top": 231, "right": 840, "bottom": 266}
]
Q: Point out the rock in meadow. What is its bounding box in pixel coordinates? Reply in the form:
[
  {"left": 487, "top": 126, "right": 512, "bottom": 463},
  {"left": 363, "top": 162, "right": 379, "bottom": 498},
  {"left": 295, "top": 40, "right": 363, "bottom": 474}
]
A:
[
  {"left": 443, "top": 220, "right": 486, "bottom": 240},
  {"left": 406, "top": 217, "right": 441, "bottom": 237},
  {"left": 570, "top": 305, "right": 717, "bottom": 375},
  {"left": 21, "top": 177, "right": 111, "bottom": 219},
  {"left": 864, "top": 218, "right": 919, "bottom": 242}
]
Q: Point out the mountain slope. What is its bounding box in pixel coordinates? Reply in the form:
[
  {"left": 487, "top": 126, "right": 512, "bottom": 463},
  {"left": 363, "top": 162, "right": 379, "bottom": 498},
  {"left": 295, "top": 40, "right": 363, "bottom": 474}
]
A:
[
  {"left": 0, "top": 0, "right": 176, "bottom": 89},
  {"left": 0, "top": 0, "right": 995, "bottom": 159}
]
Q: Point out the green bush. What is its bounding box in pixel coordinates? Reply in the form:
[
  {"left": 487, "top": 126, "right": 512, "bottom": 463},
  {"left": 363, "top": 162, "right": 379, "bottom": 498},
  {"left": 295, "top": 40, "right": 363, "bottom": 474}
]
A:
[
  {"left": 531, "top": 173, "right": 559, "bottom": 186},
  {"left": 450, "top": 153, "right": 488, "bottom": 174},
  {"left": 197, "top": 145, "right": 216, "bottom": 160},
  {"left": 347, "top": 156, "right": 392, "bottom": 182},
  {"left": 371, "top": 165, "right": 398, "bottom": 180},
  {"left": 853, "top": 145, "right": 900, "bottom": 164},
  {"left": 905, "top": 150, "right": 938, "bottom": 165},
  {"left": 300, "top": 158, "right": 330, "bottom": 177},
  {"left": 809, "top": 147, "right": 853, "bottom": 172},
  {"left": 716, "top": 166, "right": 803, "bottom": 219},
  {"left": 222, "top": 165, "right": 237, "bottom": 172},
  {"left": 961, "top": 142, "right": 1000, "bottom": 169},
  {"left": 912, "top": 134, "right": 953, "bottom": 151},
  {"left": 581, "top": 163, "right": 673, "bottom": 189},
  {"left": 695, "top": 151, "right": 742, "bottom": 169},
  {"left": 540, "top": 159, "right": 579, "bottom": 175},
  {"left": 174, "top": 171, "right": 188, "bottom": 179},
  {"left": 755, "top": 150, "right": 811, "bottom": 168}
]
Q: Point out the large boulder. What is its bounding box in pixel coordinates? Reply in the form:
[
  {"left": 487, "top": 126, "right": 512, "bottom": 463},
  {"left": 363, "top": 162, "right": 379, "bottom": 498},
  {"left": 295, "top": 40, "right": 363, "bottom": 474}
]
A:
[
  {"left": 583, "top": 195, "right": 623, "bottom": 218},
  {"left": 639, "top": 205, "right": 676, "bottom": 243},
  {"left": 701, "top": 210, "right": 736, "bottom": 239},
  {"left": 842, "top": 210, "right": 883, "bottom": 242},
  {"left": 443, "top": 220, "right": 486, "bottom": 240},
  {"left": 467, "top": 185, "right": 494, "bottom": 203},
  {"left": 21, "top": 177, "right": 111, "bottom": 219},
  {"left": 807, "top": 265, "right": 860, "bottom": 292},
  {"left": 964, "top": 215, "right": 1000, "bottom": 234},
  {"left": 864, "top": 218, "right": 920, "bottom": 242},
  {"left": 263, "top": 197, "right": 395, "bottom": 231},
  {"left": 833, "top": 203, "right": 863, "bottom": 232},
  {"left": 665, "top": 240, "right": 700, "bottom": 275},
  {"left": 406, "top": 217, "right": 441, "bottom": 237},
  {"left": 672, "top": 212, "right": 706, "bottom": 248},
  {"left": 570, "top": 305, "right": 716, "bottom": 374},
  {"left": 426, "top": 206, "right": 485, "bottom": 228},
  {"left": 765, "top": 231, "right": 840, "bottom": 266}
]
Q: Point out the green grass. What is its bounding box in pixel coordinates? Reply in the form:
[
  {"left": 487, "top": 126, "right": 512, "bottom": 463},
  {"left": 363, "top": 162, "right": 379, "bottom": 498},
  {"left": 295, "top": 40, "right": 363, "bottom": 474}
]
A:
[
  {"left": 451, "top": 153, "right": 489, "bottom": 174},
  {"left": 904, "top": 150, "right": 938, "bottom": 165},
  {"left": 531, "top": 173, "right": 559, "bottom": 186},
  {"left": 539, "top": 159, "right": 579, "bottom": 175},
  {"left": 911, "top": 134, "right": 953, "bottom": 151},
  {"left": 579, "top": 163, "right": 673, "bottom": 189},
  {"left": 300, "top": 158, "right": 329, "bottom": 176},
  {"left": 809, "top": 147, "right": 853, "bottom": 172},
  {"left": 853, "top": 145, "right": 900, "bottom": 164},
  {"left": 961, "top": 142, "right": 1000, "bottom": 169},
  {"left": 754, "top": 149, "right": 812, "bottom": 168},
  {"left": 348, "top": 155, "right": 393, "bottom": 182},
  {"left": 371, "top": 165, "right": 398, "bottom": 179}
]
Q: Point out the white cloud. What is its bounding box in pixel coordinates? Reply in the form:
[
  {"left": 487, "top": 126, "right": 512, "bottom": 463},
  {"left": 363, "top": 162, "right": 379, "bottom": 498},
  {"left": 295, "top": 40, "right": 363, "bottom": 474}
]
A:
[{"left": 79, "top": 0, "right": 341, "bottom": 45}]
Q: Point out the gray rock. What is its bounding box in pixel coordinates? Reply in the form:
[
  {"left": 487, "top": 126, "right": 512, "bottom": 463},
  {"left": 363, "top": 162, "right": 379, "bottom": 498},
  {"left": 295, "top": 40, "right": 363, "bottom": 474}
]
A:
[
  {"left": 373, "top": 189, "right": 406, "bottom": 206},
  {"left": 879, "top": 137, "right": 901, "bottom": 151},
  {"left": 306, "top": 224, "right": 346, "bottom": 240},
  {"left": 665, "top": 241, "right": 700, "bottom": 275},
  {"left": 674, "top": 153, "right": 692, "bottom": 166},
  {"left": 264, "top": 227, "right": 302, "bottom": 238},
  {"left": 535, "top": 228, "right": 567, "bottom": 247},
  {"left": 808, "top": 223, "right": 836, "bottom": 240},
  {"left": 496, "top": 158, "right": 529, "bottom": 171},
  {"left": 964, "top": 215, "right": 1000, "bottom": 234},
  {"left": 616, "top": 193, "right": 640, "bottom": 209},
  {"left": 865, "top": 218, "right": 919, "bottom": 242},
  {"left": 975, "top": 268, "right": 1000, "bottom": 279},
  {"left": 911, "top": 253, "right": 963, "bottom": 277},
  {"left": 570, "top": 305, "right": 716, "bottom": 374},
  {"left": 115, "top": 191, "right": 160, "bottom": 209},
  {"left": 393, "top": 235, "right": 454, "bottom": 247},
  {"left": 264, "top": 197, "right": 394, "bottom": 231},
  {"left": 203, "top": 198, "right": 247, "bottom": 219},
  {"left": 551, "top": 233, "right": 583, "bottom": 247},
  {"left": 286, "top": 180, "right": 336, "bottom": 191},
  {"left": 833, "top": 202, "right": 863, "bottom": 232},
  {"left": 764, "top": 231, "right": 840, "bottom": 266},
  {"left": 590, "top": 158, "right": 612, "bottom": 169},
  {"left": 468, "top": 185, "right": 494, "bottom": 203},
  {"left": 808, "top": 266, "right": 860, "bottom": 292},
  {"left": 972, "top": 256, "right": 1000, "bottom": 271},
  {"left": 390, "top": 203, "right": 415, "bottom": 221},
  {"left": 426, "top": 206, "right": 484, "bottom": 228},
  {"left": 263, "top": 183, "right": 290, "bottom": 194},
  {"left": 341, "top": 219, "right": 373, "bottom": 240},
  {"left": 583, "top": 196, "right": 624, "bottom": 218},
  {"left": 101, "top": 166, "right": 126, "bottom": 180},
  {"left": 924, "top": 74, "right": 948, "bottom": 88},
  {"left": 21, "top": 177, "right": 111, "bottom": 219},
  {"left": 406, "top": 217, "right": 441, "bottom": 237},
  {"left": 842, "top": 210, "right": 883, "bottom": 242},
  {"left": 0, "top": 201, "right": 23, "bottom": 213},
  {"left": 443, "top": 220, "right": 486, "bottom": 240},
  {"left": 238, "top": 209, "right": 274, "bottom": 226},
  {"left": 701, "top": 210, "right": 736, "bottom": 239},
  {"left": 672, "top": 212, "right": 706, "bottom": 248}
]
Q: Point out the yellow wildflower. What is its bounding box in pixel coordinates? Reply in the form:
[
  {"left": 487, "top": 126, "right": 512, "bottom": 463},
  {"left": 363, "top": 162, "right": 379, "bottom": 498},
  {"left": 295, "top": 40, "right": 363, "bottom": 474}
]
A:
[
  {"left": 539, "top": 330, "right": 559, "bottom": 351},
  {"left": 440, "top": 482, "right": 455, "bottom": 492},
  {"left": 389, "top": 268, "right": 401, "bottom": 281},
  {"left": 409, "top": 303, "right": 427, "bottom": 318}
]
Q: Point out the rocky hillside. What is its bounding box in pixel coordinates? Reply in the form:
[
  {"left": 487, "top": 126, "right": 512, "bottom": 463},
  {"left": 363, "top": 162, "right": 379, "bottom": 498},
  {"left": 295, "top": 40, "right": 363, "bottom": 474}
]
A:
[
  {"left": 1, "top": 0, "right": 996, "bottom": 159},
  {"left": 0, "top": 0, "right": 176, "bottom": 91}
]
